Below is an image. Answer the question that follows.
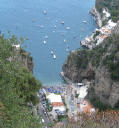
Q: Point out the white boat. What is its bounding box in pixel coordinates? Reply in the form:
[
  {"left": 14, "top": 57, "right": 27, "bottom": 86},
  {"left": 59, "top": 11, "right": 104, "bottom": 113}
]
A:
[
  {"left": 66, "top": 46, "right": 69, "bottom": 52},
  {"left": 53, "top": 54, "right": 56, "bottom": 59},
  {"left": 64, "top": 39, "right": 66, "bottom": 43},
  {"left": 82, "top": 21, "right": 87, "bottom": 23},
  {"left": 43, "top": 10, "right": 47, "bottom": 15},
  {"left": 43, "top": 40, "right": 46, "bottom": 44},
  {"left": 61, "top": 21, "right": 64, "bottom": 24},
  {"left": 54, "top": 25, "right": 57, "bottom": 28},
  {"left": 50, "top": 51, "right": 54, "bottom": 55},
  {"left": 66, "top": 27, "right": 70, "bottom": 30}
]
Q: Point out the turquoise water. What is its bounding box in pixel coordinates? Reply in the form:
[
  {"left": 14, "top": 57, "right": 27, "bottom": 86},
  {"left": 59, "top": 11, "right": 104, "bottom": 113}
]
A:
[{"left": 0, "top": 0, "right": 96, "bottom": 85}]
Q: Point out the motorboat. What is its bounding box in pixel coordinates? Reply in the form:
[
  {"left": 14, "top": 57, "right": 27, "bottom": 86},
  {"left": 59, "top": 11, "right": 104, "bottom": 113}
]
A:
[
  {"left": 43, "top": 40, "right": 46, "bottom": 44},
  {"left": 61, "top": 21, "right": 64, "bottom": 24},
  {"left": 53, "top": 54, "right": 56, "bottom": 59},
  {"left": 43, "top": 10, "right": 47, "bottom": 15},
  {"left": 66, "top": 27, "right": 70, "bottom": 30},
  {"left": 82, "top": 21, "right": 87, "bottom": 23},
  {"left": 64, "top": 39, "right": 66, "bottom": 43},
  {"left": 50, "top": 50, "right": 54, "bottom": 55},
  {"left": 54, "top": 25, "right": 57, "bottom": 28}
]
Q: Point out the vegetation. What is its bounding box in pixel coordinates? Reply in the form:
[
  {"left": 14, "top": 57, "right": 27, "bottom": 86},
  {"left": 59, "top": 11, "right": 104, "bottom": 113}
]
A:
[
  {"left": 76, "top": 33, "right": 119, "bottom": 81},
  {"left": 96, "top": 0, "right": 119, "bottom": 22},
  {"left": 114, "top": 101, "right": 119, "bottom": 110},
  {"left": 57, "top": 115, "right": 67, "bottom": 122},
  {"left": 93, "top": 30, "right": 100, "bottom": 39},
  {"left": 90, "top": 97, "right": 112, "bottom": 111},
  {"left": 76, "top": 50, "right": 89, "bottom": 69},
  {"left": 55, "top": 111, "right": 119, "bottom": 128},
  {"left": 0, "top": 34, "right": 43, "bottom": 128},
  {"left": 46, "top": 99, "right": 52, "bottom": 111}
]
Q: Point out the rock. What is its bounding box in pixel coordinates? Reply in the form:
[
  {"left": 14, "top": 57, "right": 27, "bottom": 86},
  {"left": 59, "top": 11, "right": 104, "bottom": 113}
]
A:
[
  {"left": 20, "top": 50, "right": 34, "bottom": 72},
  {"left": 89, "top": 7, "right": 102, "bottom": 28}
]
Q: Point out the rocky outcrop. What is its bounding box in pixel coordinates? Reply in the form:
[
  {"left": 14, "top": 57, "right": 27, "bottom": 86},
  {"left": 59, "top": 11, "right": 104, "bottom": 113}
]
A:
[
  {"left": 62, "top": 50, "right": 95, "bottom": 83},
  {"left": 90, "top": 7, "right": 102, "bottom": 28},
  {"left": 20, "top": 50, "right": 34, "bottom": 72},
  {"left": 12, "top": 48, "right": 34, "bottom": 72}
]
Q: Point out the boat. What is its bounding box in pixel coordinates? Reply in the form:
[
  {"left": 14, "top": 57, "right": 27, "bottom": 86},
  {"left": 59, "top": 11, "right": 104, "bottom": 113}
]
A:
[
  {"left": 54, "top": 25, "right": 57, "bottom": 28},
  {"left": 43, "top": 10, "right": 47, "bottom": 15},
  {"left": 82, "top": 21, "right": 87, "bottom": 23},
  {"left": 66, "top": 46, "right": 69, "bottom": 52},
  {"left": 61, "top": 21, "right": 64, "bottom": 24},
  {"left": 43, "top": 40, "right": 46, "bottom": 44},
  {"left": 50, "top": 50, "right": 54, "bottom": 55},
  {"left": 66, "top": 27, "right": 70, "bottom": 30},
  {"left": 53, "top": 54, "right": 56, "bottom": 59},
  {"left": 64, "top": 39, "right": 66, "bottom": 43}
]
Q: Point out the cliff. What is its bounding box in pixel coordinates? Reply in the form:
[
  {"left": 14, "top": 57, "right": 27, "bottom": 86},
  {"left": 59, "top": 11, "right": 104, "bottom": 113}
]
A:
[
  {"left": 62, "top": 23, "right": 119, "bottom": 108},
  {"left": 20, "top": 49, "right": 34, "bottom": 72},
  {"left": 90, "top": 7, "right": 102, "bottom": 28}
]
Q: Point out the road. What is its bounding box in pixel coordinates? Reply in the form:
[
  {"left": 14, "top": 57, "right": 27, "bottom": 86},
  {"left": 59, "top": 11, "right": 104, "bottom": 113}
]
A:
[{"left": 37, "top": 102, "right": 50, "bottom": 125}]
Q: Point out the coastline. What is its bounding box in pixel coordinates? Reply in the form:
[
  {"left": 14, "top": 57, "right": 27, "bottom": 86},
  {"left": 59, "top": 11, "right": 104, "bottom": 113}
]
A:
[
  {"left": 61, "top": 6, "right": 118, "bottom": 83},
  {"left": 89, "top": 7, "right": 102, "bottom": 28},
  {"left": 80, "top": 6, "right": 117, "bottom": 49}
]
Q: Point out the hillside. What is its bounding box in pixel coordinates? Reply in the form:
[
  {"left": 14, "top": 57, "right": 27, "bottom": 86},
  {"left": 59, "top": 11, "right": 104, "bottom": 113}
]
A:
[
  {"left": 96, "top": 0, "right": 119, "bottom": 22},
  {"left": 0, "top": 34, "right": 42, "bottom": 128},
  {"left": 62, "top": 23, "right": 119, "bottom": 108}
]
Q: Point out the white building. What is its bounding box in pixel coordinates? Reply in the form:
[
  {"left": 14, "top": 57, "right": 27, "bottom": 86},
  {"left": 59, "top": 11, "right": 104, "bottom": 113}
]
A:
[
  {"left": 46, "top": 93, "right": 66, "bottom": 113},
  {"left": 47, "top": 93, "right": 62, "bottom": 103}
]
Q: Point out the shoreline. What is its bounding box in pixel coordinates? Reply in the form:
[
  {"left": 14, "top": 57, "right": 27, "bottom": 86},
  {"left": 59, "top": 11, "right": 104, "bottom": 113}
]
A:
[{"left": 80, "top": 7, "right": 117, "bottom": 49}]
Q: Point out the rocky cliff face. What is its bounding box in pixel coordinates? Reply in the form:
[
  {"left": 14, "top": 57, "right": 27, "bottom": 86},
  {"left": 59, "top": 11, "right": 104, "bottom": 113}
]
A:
[
  {"left": 62, "top": 24, "right": 119, "bottom": 107},
  {"left": 12, "top": 48, "right": 34, "bottom": 72},
  {"left": 20, "top": 49, "right": 34, "bottom": 72},
  {"left": 90, "top": 7, "right": 102, "bottom": 28}
]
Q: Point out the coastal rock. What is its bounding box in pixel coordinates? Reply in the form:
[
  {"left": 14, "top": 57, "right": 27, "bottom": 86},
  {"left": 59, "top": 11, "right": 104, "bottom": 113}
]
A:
[
  {"left": 13, "top": 48, "right": 34, "bottom": 72},
  {"left": 20, "top": 50, "right": 34, "bottom": 72},
  {"left": 90, "top": 7, "right": 102, "bottom": 28}
]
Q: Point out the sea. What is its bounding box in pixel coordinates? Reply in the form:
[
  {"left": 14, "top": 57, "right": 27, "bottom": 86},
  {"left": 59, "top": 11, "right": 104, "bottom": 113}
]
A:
[{"left": 0, "top": 0, "right": 97, "bottom": 86}]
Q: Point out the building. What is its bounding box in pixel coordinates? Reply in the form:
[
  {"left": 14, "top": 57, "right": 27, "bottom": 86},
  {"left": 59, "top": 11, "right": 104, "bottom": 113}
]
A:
[
  {"left": 78, "top": 100, "right": 95, "bottom": 114},
  {"left": 46, "top": 93, "right": 66, "bottom": 114}
]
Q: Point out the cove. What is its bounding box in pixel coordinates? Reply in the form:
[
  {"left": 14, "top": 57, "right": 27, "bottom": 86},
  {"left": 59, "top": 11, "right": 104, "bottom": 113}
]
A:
[{"left": 0, "top": 0, "right": 96, "bottom": 86}]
